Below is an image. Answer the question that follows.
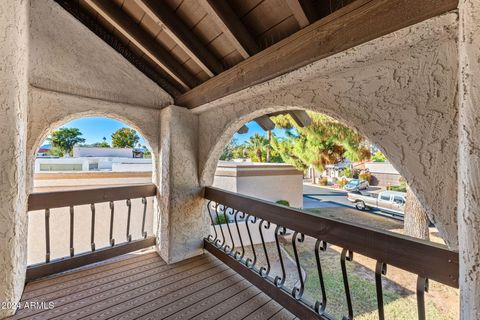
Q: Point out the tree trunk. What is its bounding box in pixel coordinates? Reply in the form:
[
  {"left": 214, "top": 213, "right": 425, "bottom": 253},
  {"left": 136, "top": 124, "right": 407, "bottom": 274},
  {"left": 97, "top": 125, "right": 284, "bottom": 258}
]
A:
[
  {"left": 403, "top": 185, "right": 430, "bottom": 240},
  {"left": 312, "top": 167, "right": 316, "bottom": 184},
  {"left": 266, "top": 130, "right": 271, "bottom": 162},
  {"left": 256, "top": 149, "right": 263, "bottom": 162}
]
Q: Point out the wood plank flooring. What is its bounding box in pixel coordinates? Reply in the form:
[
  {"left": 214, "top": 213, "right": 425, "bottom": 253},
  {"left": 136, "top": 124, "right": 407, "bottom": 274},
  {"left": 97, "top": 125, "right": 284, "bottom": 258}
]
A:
[{"left": 8, "top": 248, "right": 295, "bottom": 320}]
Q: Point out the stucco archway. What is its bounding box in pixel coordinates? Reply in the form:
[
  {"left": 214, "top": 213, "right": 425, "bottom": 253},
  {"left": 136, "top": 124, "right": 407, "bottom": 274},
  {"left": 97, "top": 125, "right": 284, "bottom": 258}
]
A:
[
  {"left": 27, "top": 87, "right": 161, "bottom": 192},
  {"left": 196, "top": 12, "right": 459, "bottom": 248}
]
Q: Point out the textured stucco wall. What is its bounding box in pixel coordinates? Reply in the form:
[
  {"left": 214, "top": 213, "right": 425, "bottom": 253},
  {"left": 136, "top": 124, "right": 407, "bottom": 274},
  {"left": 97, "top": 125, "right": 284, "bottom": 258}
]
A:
[
  {"left": 29, "top": 0, "right": 172, "bottom": 108},
  {"left": 157, "top": 106, "right": 210, "bottom": 263},
  {"left": 197, "top": 12, "right": 460, "bottom": 249},
  {"left": 458, "top": 0, "right": 480, "bottom": 318},
  {"left": 0, "top": 0, "right": 29, "bottom": 317}
]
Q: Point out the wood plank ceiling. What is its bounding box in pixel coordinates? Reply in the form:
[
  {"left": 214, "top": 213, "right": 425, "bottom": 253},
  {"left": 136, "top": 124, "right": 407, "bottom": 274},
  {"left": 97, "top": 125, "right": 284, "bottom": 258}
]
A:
[
  {"left": 56, "top": 0, "right": 353, "bottom": 103},
  {"left": 56, "top": 0, "right": 458, "bottom": 109}
]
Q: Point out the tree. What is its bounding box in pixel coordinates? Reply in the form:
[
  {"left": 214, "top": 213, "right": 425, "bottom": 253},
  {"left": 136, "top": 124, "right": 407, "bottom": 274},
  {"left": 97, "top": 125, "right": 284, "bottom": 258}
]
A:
[
  {"left": 271, "top": 113, "right": 370, "bottom": 172},
  {"left": 266, "top": 130, "right": 272, "bottom": 162},
  {"left": 92, "top": 137, "right": 110, "bottom": 148},
  {"left": 111, "top": 128, "right": 140, "bottom": 148},
  {"left": 372, "top": 151, "right": 387, "bottom": 162},
  {"left": 220, "top": 138, "right": 239, "bottom": 160},
  {"left": 142, "top": 145, "right": 152, "bottom": 158},
  {"left": 404, "top": 185, "right": 430, "bottom": 240},
  {"left": 246, "top": 133, "right": 269, "bottom": 162},
  {"left": 47, "top": 127, "right": 85, "bottom": 157}
]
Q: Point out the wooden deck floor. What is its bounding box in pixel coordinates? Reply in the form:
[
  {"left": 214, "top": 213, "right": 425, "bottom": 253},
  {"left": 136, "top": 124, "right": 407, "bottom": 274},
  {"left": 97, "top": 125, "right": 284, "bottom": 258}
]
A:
[{"left": 9, "top": 248, "right": 295, "bottom": 320}]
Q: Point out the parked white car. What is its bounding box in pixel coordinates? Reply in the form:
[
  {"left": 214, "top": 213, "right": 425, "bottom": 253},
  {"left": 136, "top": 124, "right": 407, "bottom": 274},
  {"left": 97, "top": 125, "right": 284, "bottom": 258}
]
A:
[{"left": 347, "top": 190, "right": 406, "bottom": 215}]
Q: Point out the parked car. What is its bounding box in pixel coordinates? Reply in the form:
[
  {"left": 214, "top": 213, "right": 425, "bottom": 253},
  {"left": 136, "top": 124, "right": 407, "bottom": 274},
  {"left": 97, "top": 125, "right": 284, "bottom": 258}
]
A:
[
  {"left": 347, "top": 190, "right": 406, "bottom": 215},
  {"left": 343, "top": 179, "right": 369, "bottom": 192}
]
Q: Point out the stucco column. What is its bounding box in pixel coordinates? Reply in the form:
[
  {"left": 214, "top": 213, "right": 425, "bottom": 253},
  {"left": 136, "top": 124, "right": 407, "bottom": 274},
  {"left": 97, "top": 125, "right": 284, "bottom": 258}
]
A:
[
  {"left": 0, "top": 0, "right": 29, "bottom": 317},
  {"left": 458, "top": 1, "right": 480, "bottom": 319},
  {"left": 156, "top": 106, "right": 210, "bottom": 263}
]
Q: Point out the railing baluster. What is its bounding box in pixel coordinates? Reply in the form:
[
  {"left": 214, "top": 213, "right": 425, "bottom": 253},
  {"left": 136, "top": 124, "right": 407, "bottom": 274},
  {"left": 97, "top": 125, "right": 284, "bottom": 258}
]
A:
[
  {"left": 69, "top": 206, "right": 74, "bottom": 257},
  {"left": 258, "top": 219, "right": 271, "bottom": 278},
  {"left": 141, "top": 197, "right": 147, "bottom": 238},
  {"left": 202, "top": 188, "right": 460, "bottom": 320},
  {"left": 207, "top": 201, "right": 219, "bottom": 243},
  {"left": 90, "top": 203, "right": 96, "bottom": 251},
  {"left": 417, "top": 276, "right": 429, "bottom": 320},
  {"left": 341, "top": 248, "right": 354, "bottom": 320},
  {"left": 375, "top": 261, "right": 387, "bottom": 320},
  {"left": 291, "top": 231, "right": 305, "bottom": 300},
  {"left": 245, "top": 214, "right": 257, "bottom": 269},
  {"left": 314, "top": 240, "right": 328, "bottom": 315},
  {"left": 274, "top": 225, "right": 287, "bottom": 287},
  {"left": 44, "top": 209, "right": 50, "bottom": 263},
  {"left": 223, "top": 207, "right": 235, "bottom": 255},
  {"left": 109, "top": 201, "right": 115, "bottom": 246},
  {"left": 126, "top": 199, "right": 132, "bottom": 242},
  {"left": 234, "top": 210, "right": 246, "bottom": 261},
  {"left": 214, "top": 204, "right": 226, "bottom": 248}
]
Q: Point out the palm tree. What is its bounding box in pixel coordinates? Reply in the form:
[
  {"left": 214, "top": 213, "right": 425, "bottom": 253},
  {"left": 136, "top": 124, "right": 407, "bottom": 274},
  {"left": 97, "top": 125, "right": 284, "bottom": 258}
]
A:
[
  {"left": 247, "top": 133, "right": 268, "bottom": 162},
  {"left": 266, "top": 130, "right": 272, "bottom": 162}
]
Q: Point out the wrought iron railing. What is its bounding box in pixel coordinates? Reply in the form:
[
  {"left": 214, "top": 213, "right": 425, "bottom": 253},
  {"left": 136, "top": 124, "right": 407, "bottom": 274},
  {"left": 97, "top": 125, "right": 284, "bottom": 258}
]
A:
[
  {"left": 27, "top": 184, "right": 157, "bottom": 281},
  {"left": 203, "top": 187, "right": 459, "bottom": 320}
]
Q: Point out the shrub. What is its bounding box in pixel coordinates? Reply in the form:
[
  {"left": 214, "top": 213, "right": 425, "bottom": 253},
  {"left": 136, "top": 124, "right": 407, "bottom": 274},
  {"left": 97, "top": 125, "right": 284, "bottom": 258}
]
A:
[
  {"left": 319, "top": 177, "right": 328, "bottom": 186},
  {"left": 340, "top": 167, "right": 352, "bottom": 178},
  {"left": 276, "top": 200, "right": 290, "bottom": 206},
  {"left": 372, "top": 151, "right": 387, "bottom": 162},
  {"left": 338, "top": 178, "right": 348, "bottom": 187},
  {"left": 387, "top": 185, "right": 407, "bottom": 192},
  {"left": 387, "top": 177, "right": 407, "bottom": 192},
  {"left": 359, "top": 171, "right": 372, "bottom": 183},
  {"left": 215, "top": 213, "right": 228, "bottom": 225}
]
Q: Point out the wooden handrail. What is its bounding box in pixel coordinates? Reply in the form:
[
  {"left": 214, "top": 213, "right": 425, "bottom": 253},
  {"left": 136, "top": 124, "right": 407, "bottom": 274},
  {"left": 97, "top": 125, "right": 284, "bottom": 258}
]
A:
[
  {"left": 28, "top": 184, "right": 158, "bottom": 211},
  {"left": 204, "top": 187, "right": 459, "bottom": 288}
]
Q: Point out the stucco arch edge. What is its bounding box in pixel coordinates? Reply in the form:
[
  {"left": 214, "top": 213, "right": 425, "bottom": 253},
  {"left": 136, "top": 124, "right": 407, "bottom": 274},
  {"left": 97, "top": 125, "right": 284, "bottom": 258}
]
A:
[
  {"left": 197, "top": 12, "right": 459, "bottom": 249},
  {"left": 27, "top": 86, "right": 161, "bottom": 190}
]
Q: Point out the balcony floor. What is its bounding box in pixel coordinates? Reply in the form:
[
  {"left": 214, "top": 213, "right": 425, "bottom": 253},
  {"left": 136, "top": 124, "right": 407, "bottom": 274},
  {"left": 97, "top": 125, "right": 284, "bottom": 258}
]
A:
[{"left": 9, "top": 248, "right": 295, "bottom": 320}]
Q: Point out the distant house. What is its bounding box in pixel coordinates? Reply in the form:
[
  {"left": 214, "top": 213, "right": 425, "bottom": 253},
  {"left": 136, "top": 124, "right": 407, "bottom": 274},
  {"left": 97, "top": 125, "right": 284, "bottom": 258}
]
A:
[
  {"left": 132, "top": 148, "right": 146, "bottom": 158},
  {"left": 36, "top": 145, "right": 51, "bottom": 157},
  {"left": 73, "top": 146, "right": 134, "bottom": 158},
  {"left": 35, "top": 146, "right": 151, "bottom": 172},
  {"left": 364, "top": 162, "right": 401, "bottom": 186}
]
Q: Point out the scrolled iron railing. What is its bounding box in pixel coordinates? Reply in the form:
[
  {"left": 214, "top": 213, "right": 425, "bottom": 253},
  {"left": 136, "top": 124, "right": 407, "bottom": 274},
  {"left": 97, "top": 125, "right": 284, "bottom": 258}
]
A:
[
  {"left": 203, "top": 187, "right": 459, "bottom": 320},
  {"left": 27, "top": 184, "right": 157, "bottom": 281}
]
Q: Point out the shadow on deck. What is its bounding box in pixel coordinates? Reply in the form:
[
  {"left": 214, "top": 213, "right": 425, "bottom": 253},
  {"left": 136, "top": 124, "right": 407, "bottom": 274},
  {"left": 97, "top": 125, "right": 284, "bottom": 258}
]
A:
[{"left": 9, "top": 248, "right": 295, "bottom": 320}]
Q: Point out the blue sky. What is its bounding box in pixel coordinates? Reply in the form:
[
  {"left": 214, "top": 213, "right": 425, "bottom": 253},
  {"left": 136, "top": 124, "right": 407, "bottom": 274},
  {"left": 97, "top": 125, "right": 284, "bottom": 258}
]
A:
[
  {"left": 42, "top": 117, "right": 292, "bottom": 148},
  {"left": 42, "top": 117, "right": 146, "bottom": 147},
  {"left": 233, "top": 121, "right": 292, "bottom": 143}
]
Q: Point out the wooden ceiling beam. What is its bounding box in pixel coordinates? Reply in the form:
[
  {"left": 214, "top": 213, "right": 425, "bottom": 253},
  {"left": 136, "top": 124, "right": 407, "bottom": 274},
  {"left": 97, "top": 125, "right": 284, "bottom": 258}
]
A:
[
  {"left": 286, "top": 0, "right": 313, "bottom": 28},
  {"left": 85, "top": 0, "right": 199, "bottom": 90},
  {"left": 176, "top": 0, "right": 458, "bottom": 108},
  {"left": 288, "top": 110, "right": 312, "bottom": 127},
  {"left": 268, "top": 110, "right": 312, "bottom": 127},
  {"left": 54, "top": 0, "right": 181, "bottom": 97},
  {"left": 254, "top": 115, "right": 276, "bottom": 131},
  {"left": 135, "top": 0, "right": 223, "bottom": 77},
  {"left": 199, "top": 0, "right": 259, "bottom": 59},
  {"left": 237, "top": 125, "right": 249, "bottom": 134}
]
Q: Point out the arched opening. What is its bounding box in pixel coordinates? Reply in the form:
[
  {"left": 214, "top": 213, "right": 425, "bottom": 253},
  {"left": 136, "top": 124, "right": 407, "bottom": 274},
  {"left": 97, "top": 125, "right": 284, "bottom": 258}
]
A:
[
  {"left": 28, "top": 116, "right": 157, "bottom": 266},
  {"left": 205, "top": 110, "right": 458, "bottom": 319}
]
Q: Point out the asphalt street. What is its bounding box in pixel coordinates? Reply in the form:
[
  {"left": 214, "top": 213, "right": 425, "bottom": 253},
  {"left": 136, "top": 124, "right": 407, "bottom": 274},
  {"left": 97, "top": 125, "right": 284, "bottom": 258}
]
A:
[{"left": 302, "top": 184, "right": 353, "bottom": 209}]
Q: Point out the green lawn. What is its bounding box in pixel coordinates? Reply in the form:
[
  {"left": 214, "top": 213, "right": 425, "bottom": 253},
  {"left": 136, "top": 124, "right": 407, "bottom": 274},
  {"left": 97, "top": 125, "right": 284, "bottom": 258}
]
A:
[{"left": 281, "top": 239, "right": 452, "bottom": 320}]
